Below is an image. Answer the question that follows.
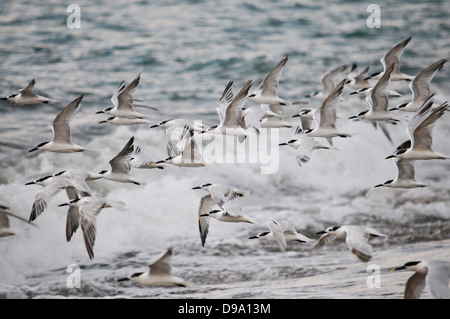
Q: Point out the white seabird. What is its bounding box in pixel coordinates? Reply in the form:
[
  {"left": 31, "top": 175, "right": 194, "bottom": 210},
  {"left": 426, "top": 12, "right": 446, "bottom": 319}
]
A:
[
  {"left": 89, "top": 136, "right": 143, "bottom": 184},
  {"left": 305, "top": 64, "right": 349, "bottom": 100},
  {"left": 248, "top": 55, "right": 291, "bottom": 106},
  {"left": 116, "top": 247, "right": 187, "bottom": 287},
  {"left": 392, "top": 260, "right": 450, "bottom": 299},
  {"left": 366, "top": 37, "right": 414, "bottom": 82},
  {"left": 192, "top": 183, "right": 250, "bottom": 210},
  {"left": 279, "top": 126, "right": 332, "bottom": 166},
  {"left": 28, "top": 95, "right": 87, "bottom": 153},
  {"left": 313, "top": 225, "right": 389, "bottom": 262},
  {"left": 248, "top": 219, "right": 313, "bottom": 252},
  {"left": 375, "top": 150, "right": 426, "bottom": 189},
  {"left": 96, "top": 73, "right": 150, "bottom": 119},
  {"left": 25, "top": 169, "right": 93, "bottom": 223},
  {"left": 305, "top": 79, "right": 353, "bottom": 145},
  {"left": 348, "top": 63, "right": 400, "bottom": 143},
  {"left": 385, "top": 96, "right": 449, "bottom": 161},
  {"left": 58, "top": 196, "right": 126, "bottom": 259},
  {"left": 0, "top": 78, "right": 56, "bottom": 107},
  {"left": 389, "top": 58, "right": 447, "bottom": 112}
]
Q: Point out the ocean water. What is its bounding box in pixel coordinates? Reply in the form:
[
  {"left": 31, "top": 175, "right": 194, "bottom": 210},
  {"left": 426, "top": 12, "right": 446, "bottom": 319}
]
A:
[{"left": 0, "top": 0, "right": 449, "bottom": 300}]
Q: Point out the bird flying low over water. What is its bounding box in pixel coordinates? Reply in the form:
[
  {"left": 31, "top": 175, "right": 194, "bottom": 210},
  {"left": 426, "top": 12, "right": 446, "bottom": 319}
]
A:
[
  {"left": 0, "top": 78, "right": 56, "bottom": 107},
  {"left": 58, "top": 196, "right": 126, "bottom": 259},
  {"left": 313, "top": 225, "right": 389, "bottom": 262},
  {"left": 385, "top": 96, "right": 449, "bottom": 161},
  {"left": 116, "top": 248, "right": 187, "bottom": 287}
]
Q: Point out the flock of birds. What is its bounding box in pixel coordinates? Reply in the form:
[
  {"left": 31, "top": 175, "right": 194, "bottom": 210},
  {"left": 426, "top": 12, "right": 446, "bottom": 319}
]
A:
[{"left": 1, "top": 36, "right": 449, "bottom": 298}]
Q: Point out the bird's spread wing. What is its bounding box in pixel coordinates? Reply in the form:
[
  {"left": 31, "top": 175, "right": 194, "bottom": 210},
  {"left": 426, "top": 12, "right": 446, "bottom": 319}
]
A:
[
  {"left": 267, "top": 219, "right": 287, "bottom": 251},
  {"left": 381, "top": 37, "right": 412, "bottom": 74},
  {"left": 109, "top": 136, "right": 135, "bottom": 174},
  {"left": 217, "top": 81, "right": 234, "bottom": 125},
  {"left": 318, "top": 79, "right": 346, "bottom": 128},
  {"left": 370, "top": 63, "right": 394, "bottom": 112},
  {"left": 409, "top": 98, "right": 447, "bottom": 151},
  {"left": 52, "top": 95, "right": 84, "bottom": 143},
  {"left": 149, "top": 248, "right": 173, "bottom": 275},
  {"left": 395, "top": 158, "right": 416, "bottom": 181},
  {"left": 345, "top": 230, "right": 373, "bottom": 262},
  {"left": 19, "top": 79, "right": 37, "bottom": 97},
  {"left": 117, "top": 73, "right": 140, "bottom": 112},
  {"left": 404, "top": 272, "right": 427, "bottom": 299},
  {"left": 198, "top": 195, "right": 216, "bottom": 247},
  {"left": 321, "top": 64, "right": 348, "bottom": 93},
  {"left": 261, "top": 55, "right": 288, "bottom": 96},
  {"left": 223, "top": 80, "right": 253, "bottom": 128},
  {"left": 410, "top": 59, "right": 447, "bottom": 102},
  {"left": 80, "top": 199, "right": 109, "bottom": 259},
  {"left": 111, "top": 81, "right": 126, "bottom": 107},
  {"left": 426, "top": 261, "right": 450, "bottom": 299}
]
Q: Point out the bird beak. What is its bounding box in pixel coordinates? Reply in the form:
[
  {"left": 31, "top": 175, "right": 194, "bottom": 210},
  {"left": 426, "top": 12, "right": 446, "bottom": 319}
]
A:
[
  {"left": 291, "top": 114, "right": 300, "bottom": 118},
  {"left": 149, "top": 124, "right": 159, "bottom": 128},
  {"left": 384, "top": 155, "right": 395, "bottom": 160},
  {"left": 349, "top": 91, "right": 358, "bottom": 95},
  {"left": 248, "top": 236, "right": 258, "bottom": 240},
  {"left": 28, "top": 147, "right": 38, "bottom": 153},
  {"left": 348, "top": 115, "right": 357, "bottom": 119},
  {"left": 199, "top": 214, "right": 209, "bottom": 217},
  {"left": 391, "top": 266, "right": 405, "bottom": 272},
  {"left": 99, "top": 120, "right": 107, "bottom": 124},
  {"left": 374, "top": 184, "right": 383, "bottom": 188},
  {"left": 25, "top": 181, "right": 35, "bottom": 185},
  {"left": 314, "top": 231, "right": 326, "bottom": 236},
  {"left": 58, "top": 202, "right": 70, "bottom": 207},
  {"left": 192, "top": 186, "right": 201, "bottom": 190},
  {"left": 95, "top": 110, "right": 104, "bottom": 114},
  {"left": 278, "top": 143, "right": 287, "bottom": 146}
]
